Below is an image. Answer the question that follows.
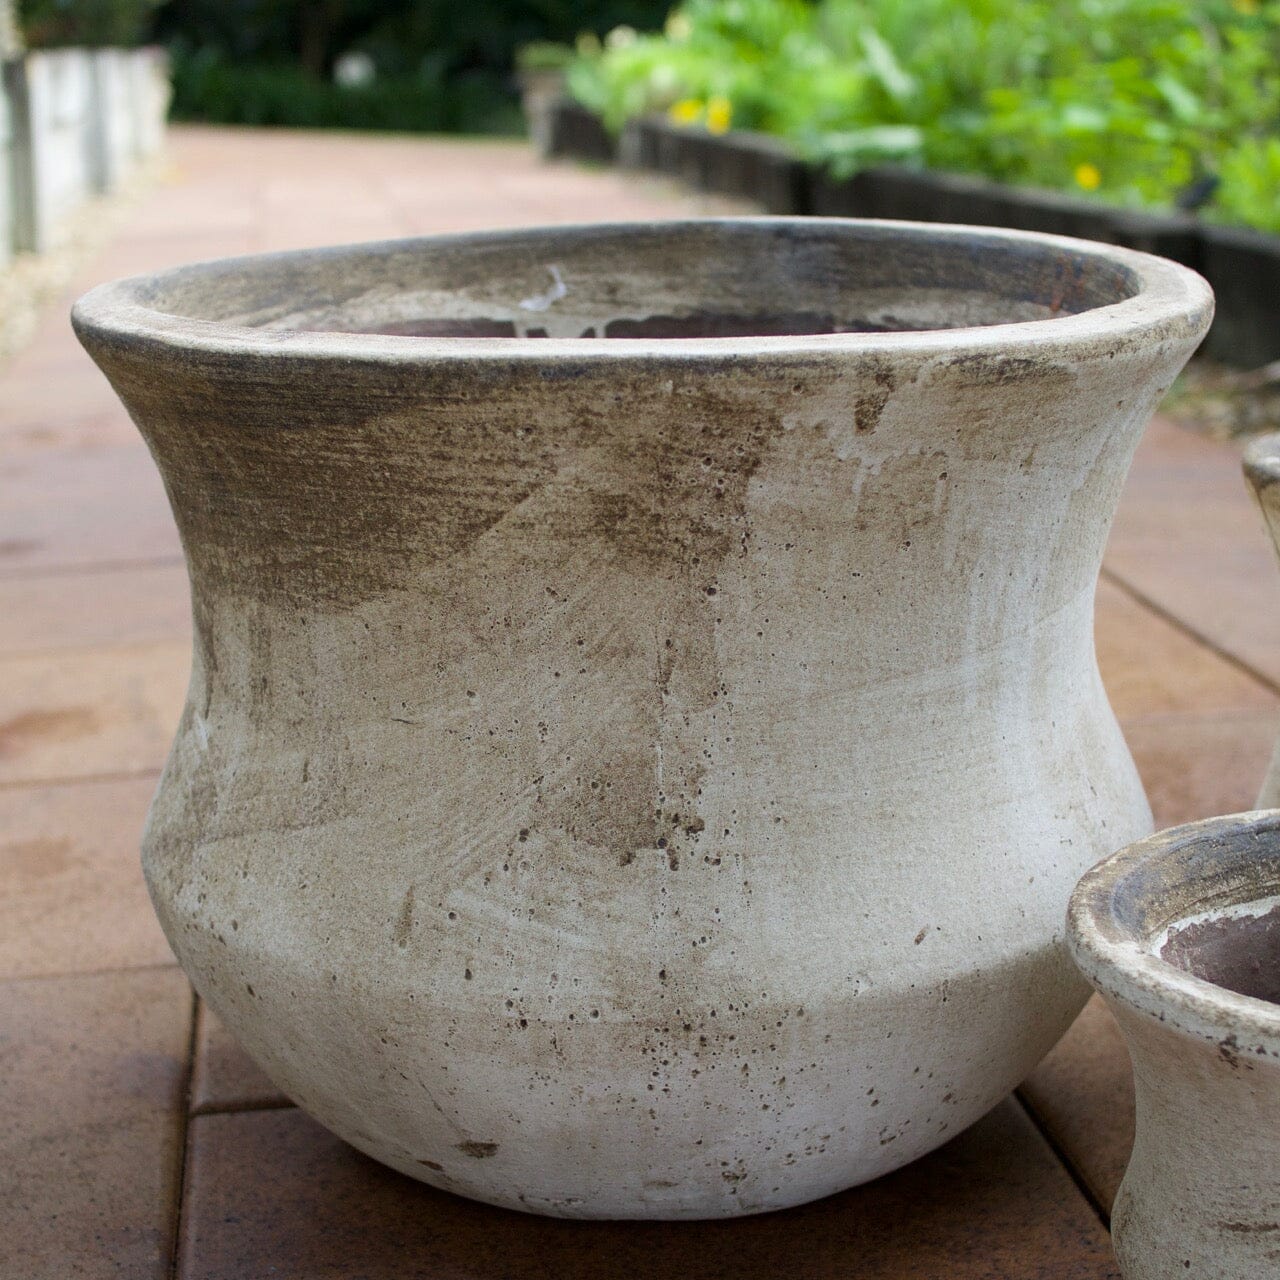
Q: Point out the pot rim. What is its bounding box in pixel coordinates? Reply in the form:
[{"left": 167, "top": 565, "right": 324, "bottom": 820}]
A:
[
  {"left": 1068, "top": 810, "right": 1280, "bottom": 1059},
  {"left": 71, "top": 216, "right": 1213, "bottom": 367}
]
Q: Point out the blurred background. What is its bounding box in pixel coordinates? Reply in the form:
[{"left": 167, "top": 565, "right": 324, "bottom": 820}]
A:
[{"left": 8, "top": 0, "right": 1279, "bottom": 228}]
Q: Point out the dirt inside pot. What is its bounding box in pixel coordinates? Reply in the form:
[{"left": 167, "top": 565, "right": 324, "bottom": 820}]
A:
[{"left": 1160, "top": 903, "right": 1280, "bottom": 1004}]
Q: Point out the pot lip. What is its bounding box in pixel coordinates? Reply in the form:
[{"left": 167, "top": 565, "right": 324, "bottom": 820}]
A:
[
  {"left": 71, "top": 216, "right": 1213, "bottom": 367},
  {"left": 1068, "top": 810, "right": 1280, "bottom": 1059}
]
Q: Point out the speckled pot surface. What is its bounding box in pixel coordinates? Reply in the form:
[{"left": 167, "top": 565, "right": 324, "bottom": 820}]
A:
[
  {"left": 73, "top": 219, "right": 1211, "bottom": 1219},
  {"left": 1069, "top": 812, "right": 1280, "bottom": 1279},
  {"left": 1244, "top": 434, "right": 1280, "bottom": 807}
]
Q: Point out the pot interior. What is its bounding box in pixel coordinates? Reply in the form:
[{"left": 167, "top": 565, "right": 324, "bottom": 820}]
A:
[
  {"left": 1159, "top": 897, "right": 1280, "bottom": 1005},
  {"left": 1103, "top": 814, "right": 1280, "bottom": 1008},
  {"left": 135, "top": 222, "right": 1142, "bottom": 339}
]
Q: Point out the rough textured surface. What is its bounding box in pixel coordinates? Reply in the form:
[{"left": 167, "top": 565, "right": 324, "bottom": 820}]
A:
[
  {"left": 72, "top": 217, "right": 1210, "bottom": 1218},
  {"left": 1069, "top": 813, "right": 1280, "bottom": 1279}
]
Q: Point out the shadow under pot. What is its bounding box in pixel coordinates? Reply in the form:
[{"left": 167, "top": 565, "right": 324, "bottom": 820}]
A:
[
  {"left": 1068, "top": 811, "right": 1280, "bottom": 1279},
  {"left": 72, "top": 218, "right": 1210, "bottom": 1219}
]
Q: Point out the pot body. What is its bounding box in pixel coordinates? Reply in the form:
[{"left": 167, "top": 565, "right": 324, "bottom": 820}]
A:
[
  {"left": 74, "top": 221, "right": 1210, "bottom": 1217},
  {"left": 1108, "top": 1002, "right": 1280, "bottom": 1279},
  {"left": 1070, "top": 812, "right": 1280, "bottom": 1279}
]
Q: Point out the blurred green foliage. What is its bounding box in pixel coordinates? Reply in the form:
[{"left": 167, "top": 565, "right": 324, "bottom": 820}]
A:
[
  {"left": 151, "top": 0, "right": 671, "bottom": 79},
  {"left": 18, "top": 0, "right": 671, "bottom": 135},
  {"left": 166, "top": 49, "right": 523, "bottom": 132},
  {"left": 18, "top": 0, "right": 163, "bottom": 47},
  {"left": 569, "top": 0, "right": 1280, "bottom": 231}
]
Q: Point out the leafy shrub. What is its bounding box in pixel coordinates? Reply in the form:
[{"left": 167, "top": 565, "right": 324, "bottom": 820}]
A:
[
  {"left": 570, "top": 0, "right": 1280, "bottom": 229},
  {"left": 1215, "top": 135, "right": 1280, "bottom": 232}
]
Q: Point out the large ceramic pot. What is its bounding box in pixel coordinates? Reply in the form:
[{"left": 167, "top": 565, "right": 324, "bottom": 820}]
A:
[
  {"left": 1068, "top": 812, "right": 1280, "bottom": 1279},
  {"left": 72, "top": 219, "right": 1211, "bottom": 1219},
  {"left": 1243, "top": 433, "right": 1280, "bottom": 806}
]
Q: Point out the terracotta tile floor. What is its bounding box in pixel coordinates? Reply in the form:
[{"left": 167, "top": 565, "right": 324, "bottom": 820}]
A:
[{"left": 2, "top": 125, "right": 1277, "bottom": 1278}]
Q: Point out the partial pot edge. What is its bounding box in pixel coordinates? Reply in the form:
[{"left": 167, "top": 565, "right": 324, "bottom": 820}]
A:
[{"left": 1067, "top": 810, "right": 1280, "bottom": 1057}]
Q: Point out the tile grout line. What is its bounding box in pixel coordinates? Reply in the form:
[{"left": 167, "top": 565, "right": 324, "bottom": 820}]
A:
[
  {"left": 0, "top": 766, "right": 163, "bottom": 792},
  {"left": 1100, "top": 564, "right": 1280, "bottom": 700},
  {"left": 0, "top": 554, "right": 185, "bottom": 582},
  {"left": 169, "top": 985, "right": 200, "bottom": 1280},
  {"left": 0, "top": 959, "right": 180, "bottom": 986},
  {"left": 0, "top": 634, "right": 191, "bottom": 663},
  {"left": 1013, "top": 1088, "right": 1111, "bottom": 1230},
  {"left": 190, "top": 1098, "right": 298, "bottom": 1119}
]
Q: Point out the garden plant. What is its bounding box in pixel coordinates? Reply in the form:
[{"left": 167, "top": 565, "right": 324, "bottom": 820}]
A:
[{"left": 566, "top": 0, "right": 1280, "bottom": 232}]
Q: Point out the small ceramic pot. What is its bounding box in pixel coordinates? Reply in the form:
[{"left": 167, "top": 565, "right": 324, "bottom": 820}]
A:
[
  {"left": 1069, "top": 811, "right": 1280, "bottom": 1279},
  {"left": 1243, "top": 433, "right": 1280, "bottom": 806},
  {"left": 73, "top": 219, "right": 1210, "bottom": 1218}
]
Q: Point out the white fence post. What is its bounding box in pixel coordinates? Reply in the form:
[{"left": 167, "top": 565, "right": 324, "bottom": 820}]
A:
[
  {"left": 88, "top": 48, "right": 128, "bottom": 192},
  {"left": 0, "top": 66, "right": 11, "bottom": 266},
  {"left": 22, "top": 49, "right": 94, "bottom": 249},
  {"left": 130, "top": 47, "right": 170, "bottom": 159},
  {"left": 2, "top": 36, "right": 167, "bottom": 260},
  {"left": 3, "top": 54, "right": 36, "bottom": 253}
]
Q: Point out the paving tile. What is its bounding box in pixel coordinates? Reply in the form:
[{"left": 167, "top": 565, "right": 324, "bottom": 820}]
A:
[
  {"left": 0, "top": 640, "right": 188, "bottom": 785},
  {"left": 178, "top": 1100, "right": 1116, "bottom": 1279},
  {"left": 0, "top": 562, "right": 190, "bottom": 655},
  {"left": 0, "top": 775, "right": 170, "bottom": 979},
  {"left": 0, "top": 444, "right": 180, "bottom": 575},
  {"left": 0, "top": 966, "right": 193, "bottom": 1279},
  {"left": 1121, "top": 710, "right": 1277, "bottom": 829},
  {"left": 1105, "top": 417, "right": 1280, "bottom": 688},
  {"left": 190, "top": 1001, "right": 291, "bottom": 1115},
  {"left": 1020, "top": 996, "right": 1133, "bottom": 1217},
  {"left": 1096, "top": 577, "right": 1279, "bottom": 721}
]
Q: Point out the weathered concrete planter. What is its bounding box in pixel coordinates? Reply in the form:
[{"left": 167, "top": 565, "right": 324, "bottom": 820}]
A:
[
  {"left": 1242, "top": 433, "right": 1280, "bottom": 807},
  {"left": 1069, "top": 812, "right": 1280, "bottom": 1279},
  {"left": 73, "top": 219, "right": 1210, "bottom": 1219}
]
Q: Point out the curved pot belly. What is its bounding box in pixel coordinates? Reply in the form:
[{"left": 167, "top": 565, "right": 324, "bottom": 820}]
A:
[{"left": 144, "top": 588, "right": 1150, "bottom": 1217}]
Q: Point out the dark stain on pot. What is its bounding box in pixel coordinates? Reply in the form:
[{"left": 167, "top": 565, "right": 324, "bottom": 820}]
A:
[
  {"left": 92, "top": 348, "right": 821, "bottom": 617},
  {"left": 853, "top": 362, "right": 898, "bottom": 435},
  {"left": 1161, "top": 904, "right": 1280, "bottom": 1004},
  {"left": 455, "top": 1140, "right": 499, "bottom": 1158}
]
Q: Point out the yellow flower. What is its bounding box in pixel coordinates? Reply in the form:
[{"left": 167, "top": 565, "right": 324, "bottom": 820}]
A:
[
  {"left": 1074, "top": 162, "right": 1102, "bottom": 192},
  {"left": 705, "top": 96, "right": 733, "bottom": 135},
  {"left": 668, "top": 98, "right": 703, "bottom": 126}
]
